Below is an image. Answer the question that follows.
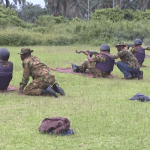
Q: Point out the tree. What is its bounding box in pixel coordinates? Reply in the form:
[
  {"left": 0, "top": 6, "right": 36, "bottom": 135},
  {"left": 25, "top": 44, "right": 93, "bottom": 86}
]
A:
[
  {"left": 18, "top": 2, "right": 45, "bottom": 22},
  {"left": 0, "top": 0, "right": 25, "bottom": 8}
]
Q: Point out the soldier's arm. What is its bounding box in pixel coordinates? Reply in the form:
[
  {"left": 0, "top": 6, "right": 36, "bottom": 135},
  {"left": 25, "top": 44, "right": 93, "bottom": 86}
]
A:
[
  {"left": 92, "top": 54, "right": 106, "bottom": 62},
  {"left": 130, "top": 47, "right": 138, "bottom": 54},
  {"left": 19, "top": 61, "right": 30, "bottom": 90}
]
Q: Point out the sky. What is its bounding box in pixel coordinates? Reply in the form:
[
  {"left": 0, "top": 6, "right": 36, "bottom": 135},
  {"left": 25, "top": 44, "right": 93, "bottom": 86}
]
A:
[{"left": 9, "top": 0, "right": 45, "bottom": 8}]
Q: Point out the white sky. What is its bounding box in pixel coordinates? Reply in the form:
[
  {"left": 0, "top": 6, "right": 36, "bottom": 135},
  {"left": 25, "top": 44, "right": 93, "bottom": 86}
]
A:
[{"left": 9, "top": 0, "right": 45, "bottom": 8}]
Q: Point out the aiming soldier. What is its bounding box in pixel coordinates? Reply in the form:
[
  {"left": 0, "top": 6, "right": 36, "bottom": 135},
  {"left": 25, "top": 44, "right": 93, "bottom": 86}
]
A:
[{"left": 72, "top": 44, "right": 115, "bottom": 78}]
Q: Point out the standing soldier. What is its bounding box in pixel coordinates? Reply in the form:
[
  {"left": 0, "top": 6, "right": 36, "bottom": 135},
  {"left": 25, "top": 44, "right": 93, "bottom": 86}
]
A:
[
  {"left": 72, "top": 44, "right": 115, "bottom": 78},
  {"left": 18, "top": 48, "right": 65, "bottom": 97},
  {"left": 0, "top": 48, "right": 13, "bottom": 90},
  {"left": 101, "top": 43, "right": 143, "bottom": 79}
]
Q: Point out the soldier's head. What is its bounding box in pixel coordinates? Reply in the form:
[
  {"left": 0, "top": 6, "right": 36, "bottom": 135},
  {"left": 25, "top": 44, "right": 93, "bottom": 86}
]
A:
[
  {"left": 0, "top": 47, "right": 10, "bottom": 61},
  {"left": 18, "top": 48, "right": 33, "bottom": 61},
  {"left": 100, "top": 44, "right": 110, "bottom": 53},
  {"left": 134, "top": 39, "right": 142, "bottom": 46},
  {"left": 115, "top": 43, "right": 126, "bottom": 52}
]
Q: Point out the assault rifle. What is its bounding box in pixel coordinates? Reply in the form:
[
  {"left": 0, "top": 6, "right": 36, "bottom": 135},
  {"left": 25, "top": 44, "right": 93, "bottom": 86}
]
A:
[
  {"left": 76, "top": 50, "right": 99, "bottom": 57},
  {"left": 126, "top": 43, "right": 134, "bottom": 49}
]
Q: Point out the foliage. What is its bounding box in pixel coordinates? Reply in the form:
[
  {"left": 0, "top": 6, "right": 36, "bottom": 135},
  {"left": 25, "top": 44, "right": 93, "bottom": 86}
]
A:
[
  {"left": 35, "top": 15, "right": 69, "bottom": 26},
  {"left": 17, "top": 2, "right": 45, "bottom": 23},
  {"left": 92, "top": 7, "right": 150, "bottom": 22},
  {"left": 0, "top": 4, "right": 26, "bottom": 27}
]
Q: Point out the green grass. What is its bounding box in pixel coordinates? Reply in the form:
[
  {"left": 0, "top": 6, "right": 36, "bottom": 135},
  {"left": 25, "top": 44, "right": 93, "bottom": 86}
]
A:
[{"left": 1, "top": 45, "right": 150, "bottom": 150}]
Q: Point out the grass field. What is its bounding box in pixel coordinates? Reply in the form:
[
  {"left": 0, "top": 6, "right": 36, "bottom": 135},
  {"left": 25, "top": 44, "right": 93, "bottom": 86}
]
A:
[{"left": 1, "top": 45, "right": 150, "bottom": 150}]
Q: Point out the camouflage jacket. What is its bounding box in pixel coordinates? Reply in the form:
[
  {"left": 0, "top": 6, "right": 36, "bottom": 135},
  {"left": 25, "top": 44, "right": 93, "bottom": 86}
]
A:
[
  {"left": 110, "top": 49, "right": 140, "bottom": 69},
  {"left": 20, "top": 55, "right": 51, "bottom": 90},
  {"left": 92, "top": 54, "right": 106, "bottom": 62}
]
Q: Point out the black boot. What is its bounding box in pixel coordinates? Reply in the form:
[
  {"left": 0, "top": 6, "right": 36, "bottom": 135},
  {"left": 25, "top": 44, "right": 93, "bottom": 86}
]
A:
[
  {"left": 138, "top": 71, "right": 143, "bottom": 80},
  {"left": 52, "top": 83, "right": 65, "bottom": 96},
  {"left": 41, "top": 86, "right": 58, "bottom": 98},
  {"left": 71, "top": 63, "right": 83, "bottom": 73}
]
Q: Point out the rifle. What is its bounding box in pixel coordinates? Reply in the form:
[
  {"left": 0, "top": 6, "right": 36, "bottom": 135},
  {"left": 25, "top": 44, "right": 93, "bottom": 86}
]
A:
[
  {"left": 125, "top": 43, "right": 134, "bottom": 49},
  {"left": 76, "top": 50, "right": 99, "bottom": 57}
]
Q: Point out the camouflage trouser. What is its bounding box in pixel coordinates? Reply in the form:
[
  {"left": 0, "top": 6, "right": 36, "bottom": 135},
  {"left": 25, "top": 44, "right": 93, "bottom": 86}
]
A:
[
  {"left": 24, "top": 73, "right": 55, "bottom": 96},
  {"left": 81, "top": 61, "right": 109, "bottom": 78}
]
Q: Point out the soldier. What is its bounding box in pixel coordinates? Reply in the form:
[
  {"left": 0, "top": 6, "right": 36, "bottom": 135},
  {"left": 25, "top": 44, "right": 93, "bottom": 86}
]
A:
[
  {"left": 130, "top": 39, "right": 145, "bottom": 67},
  {"left": 72, "top": 44, "right": 115, "bottom": 78},
  {"left": 0, "top": 48, "right": 13, "bottom": 90},
  {"left": 18, "top": 48, "right": 65, "bottom": 97},
  {"left": 101, "top": 43, "right": 143, "bottom": 79}
]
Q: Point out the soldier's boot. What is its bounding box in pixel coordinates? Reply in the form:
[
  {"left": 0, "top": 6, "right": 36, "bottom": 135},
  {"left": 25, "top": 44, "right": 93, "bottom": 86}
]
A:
[
  {"left": 52, "top": 83, "right": 65, "bottom": 96},
  {"left": 138, "top": 71, "right": 143, "bottom": 80},
  {"left": 71, "top": 63, "right": 83, "bottom": 73},
  {"left": 41, "top": 86, "right": 58, "bottom": 98}
]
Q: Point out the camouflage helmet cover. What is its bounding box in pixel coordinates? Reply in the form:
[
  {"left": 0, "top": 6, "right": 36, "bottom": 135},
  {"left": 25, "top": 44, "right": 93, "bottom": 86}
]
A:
[
  {"left": 100, "top": 44, "right": 110, "bottom": 51},
  {"left": 0, "top": 47, "right": 10, "bottom": 60}
]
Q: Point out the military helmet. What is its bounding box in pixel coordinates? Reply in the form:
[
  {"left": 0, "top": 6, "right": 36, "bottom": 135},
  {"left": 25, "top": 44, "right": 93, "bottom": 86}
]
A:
[
  {"left": 0, "top": 48, "right": 10, "bottom": 60},
  {"left": 134, "top": 39, "right": 142, "bottom": 46},
  {"left": 100, "top": 44, "right": 110, "bottom": 51}
]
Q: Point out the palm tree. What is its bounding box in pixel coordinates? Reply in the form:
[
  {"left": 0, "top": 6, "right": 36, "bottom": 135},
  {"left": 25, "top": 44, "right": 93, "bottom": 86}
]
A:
[{"left": 0, "top": 0, "right": 25, "bottom": 8}]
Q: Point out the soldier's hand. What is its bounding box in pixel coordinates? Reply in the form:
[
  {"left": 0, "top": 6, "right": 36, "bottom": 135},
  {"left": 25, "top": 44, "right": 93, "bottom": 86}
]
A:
[
  {"left": 50, "top": 68, "right": 56, "bottom": 71},
  {"left": 146, "top": 46, "right": 150, "bottom": 50},
  {"left": 125, "top": 46, "right": 128, "bottom": 50},
  {"left": 18, "top": 88, "right": 24, "bottom": 94},
  {"left": 83, "top": 50, "right": 89, "bottom": 55}
]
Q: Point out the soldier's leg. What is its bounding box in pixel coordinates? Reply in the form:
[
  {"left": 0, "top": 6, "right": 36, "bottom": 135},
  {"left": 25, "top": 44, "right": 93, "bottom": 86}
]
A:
[
  {"left": 116, "top": 61, "right": 132, "bottom": 79},
  {"left": 83, "top": 61, "right": 102, "bottom": 77},
  {"left": 24, "top": 73, "right": 56, "bottom": 96}
]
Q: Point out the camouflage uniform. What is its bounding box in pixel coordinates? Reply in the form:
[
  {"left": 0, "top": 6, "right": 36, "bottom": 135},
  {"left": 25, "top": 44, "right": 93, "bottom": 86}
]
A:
[
  {"left": 20, "top": 55, "right": 55, "bottom": 95},
  {"left": 81, "top": 54, "right": 110, "bottom": 78},
  {"left": 0, "top": 59, "right": 9, "bottom": 67},
  {"left": 111, "top": 48, "right": 140, "bottom": 69}
]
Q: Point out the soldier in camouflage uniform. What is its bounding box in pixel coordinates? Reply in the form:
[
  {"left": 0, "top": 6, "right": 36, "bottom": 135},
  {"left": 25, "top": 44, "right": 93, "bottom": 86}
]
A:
[
  {"left": 101, "top": 43, "right": 143, "bottom": 79},
  {"left": 72, "top": 44, "right": 115, "bottom": 78},
  {"left": 18, "top": 48, "right": 65, "bottom": 97}
]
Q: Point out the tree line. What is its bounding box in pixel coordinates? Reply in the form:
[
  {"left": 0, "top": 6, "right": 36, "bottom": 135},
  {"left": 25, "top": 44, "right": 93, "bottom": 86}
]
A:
[{"left": 0, "top": 0, "right": 150, "bottom": 22}]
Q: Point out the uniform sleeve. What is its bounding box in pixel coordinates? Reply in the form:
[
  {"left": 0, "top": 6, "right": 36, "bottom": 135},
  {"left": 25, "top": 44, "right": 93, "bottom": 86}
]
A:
[
  {"left": 110, "top": 49, "right": 127, "bottom": 59},
  {"left": 130, "top": 47, "right": 138, "bottom": 54},
  {"left": 19, "top": 60, "right": 30, "bottom": 90},
  {"left": 92, "top": 55, "right": 106, "bottom": 62}
]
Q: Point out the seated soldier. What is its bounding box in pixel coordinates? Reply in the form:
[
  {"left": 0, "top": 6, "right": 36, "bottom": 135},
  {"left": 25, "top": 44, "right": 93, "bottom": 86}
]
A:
[
  {"left": 0, "top": 48, "right": 13, "bottom": 90},
  {"left": 72, "top": 44, "right": 115, "bottom": 78},
  {"left": 18, "top": 48, "right": 65, "bottom": 97},
  {"left": 101, "top": 43, "right": 143, "bottom": 80},
  {"left": 130, "top": 39, "right": 148, "bottom": 67}
]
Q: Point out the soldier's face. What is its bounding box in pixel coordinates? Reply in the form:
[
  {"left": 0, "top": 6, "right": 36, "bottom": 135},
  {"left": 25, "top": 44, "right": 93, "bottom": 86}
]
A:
[
  {"left": 116, "top": 46, "right": 124, "bottom": 52},
  {"left": 20, "top": 54, "right": 25, "bottom": 61}
]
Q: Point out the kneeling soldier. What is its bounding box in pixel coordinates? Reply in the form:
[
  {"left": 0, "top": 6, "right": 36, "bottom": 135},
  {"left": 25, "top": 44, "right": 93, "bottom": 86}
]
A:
[
  {"left": 0, "top": 48, "right": 13, "bottom": 90},
  {"left": 102, "top": 43, "right": 143, "bottom": 79},
  {"left": 18, "top": 48, "right": 65, "bottom": 97},
  {"left": 72, "top": 44, "right": 115, "bottom": 78}
]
